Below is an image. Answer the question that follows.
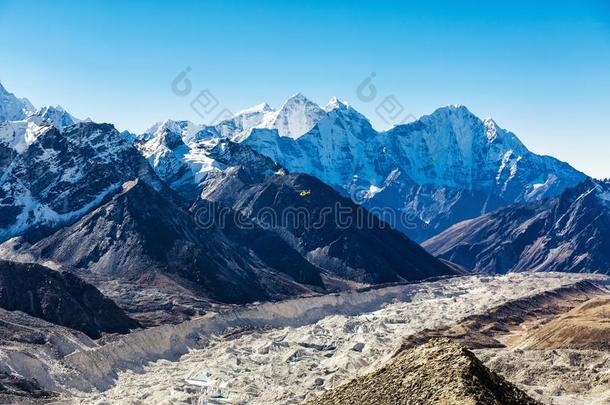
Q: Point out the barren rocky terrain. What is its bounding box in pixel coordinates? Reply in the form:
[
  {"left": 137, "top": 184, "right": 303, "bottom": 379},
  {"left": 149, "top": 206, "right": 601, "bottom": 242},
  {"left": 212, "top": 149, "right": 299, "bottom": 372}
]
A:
[{"left": 53, "top": 273, "right": 602, "bottom": 405}]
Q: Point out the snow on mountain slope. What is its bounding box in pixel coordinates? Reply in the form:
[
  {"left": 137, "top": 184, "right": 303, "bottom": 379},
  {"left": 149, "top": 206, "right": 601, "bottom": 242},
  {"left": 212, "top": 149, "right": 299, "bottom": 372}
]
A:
[
  {"left": 0, "top": 102, "right": 82, "bottom": 168},
  {"left": 213, "top": 102, "right": 274, "bottom": 140},
  {"left": 241, "top": 104, "right": 587, "bottom": 241},
  {"left": 32, "top": 105, "right": 80, "bottom": 128},
  {"left": 137, "top": 99, "right": 585, "bottom": 242},
  {"left": 0, "top": 122, "right": 160, "bottom": 241},
  {"left": 141, "top": 119, "right": 202, "bottom": 142},
  {"left": 137, "top": 122, "right": 287, "bottom": 201},
  {"left": 0, "top": 82, "right": 35, "bottom": 121},
  {"left": 186, "top": 93, "right": 327, "bottom": 142},
  {"left": 243, "top": 97, "right": 378, "bottom": 186},
  {"left": 258, "top": 92, "right": 326, "bottom": 139},
  {"left": 0, "top": 119, "right": 50, "bottom": 156}
]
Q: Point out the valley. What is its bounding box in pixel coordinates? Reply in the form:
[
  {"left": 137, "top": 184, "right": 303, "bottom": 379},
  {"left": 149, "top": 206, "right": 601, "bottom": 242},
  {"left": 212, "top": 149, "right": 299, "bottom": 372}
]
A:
[{"left": 33, "top": 272, "right": 605, "bottom": 404}]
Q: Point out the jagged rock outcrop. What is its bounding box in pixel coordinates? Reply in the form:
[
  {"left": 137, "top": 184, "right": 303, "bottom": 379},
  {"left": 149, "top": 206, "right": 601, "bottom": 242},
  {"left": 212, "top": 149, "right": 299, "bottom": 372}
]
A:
[
  {"left": 306, "top": 339, "right": 540, "bottom": 405},
  {"left": 0, "top": 260, "right": 139, "bottom": 338}
]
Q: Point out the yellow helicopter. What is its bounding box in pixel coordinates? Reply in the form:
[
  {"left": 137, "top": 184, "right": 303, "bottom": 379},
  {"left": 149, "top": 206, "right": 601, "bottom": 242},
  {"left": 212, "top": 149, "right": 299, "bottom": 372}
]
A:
[{"left": 298, "top": 190, "right": 311, "bottom": 197}]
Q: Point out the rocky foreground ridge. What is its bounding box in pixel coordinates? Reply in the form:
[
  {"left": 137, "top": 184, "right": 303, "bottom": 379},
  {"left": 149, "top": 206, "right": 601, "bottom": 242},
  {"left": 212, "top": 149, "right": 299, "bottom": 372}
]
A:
[{"left": 307, "top": 339, "right": 539, "bottom": 405}]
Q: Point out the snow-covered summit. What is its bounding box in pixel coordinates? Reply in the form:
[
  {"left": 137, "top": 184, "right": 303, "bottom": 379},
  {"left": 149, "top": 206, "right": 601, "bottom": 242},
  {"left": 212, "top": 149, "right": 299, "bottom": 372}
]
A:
[
  {"left": 141, "top": 119, "right": 202, "bottom": 143},
  {"left": 30, "top": 105, "right": 80, "bottom": 129},
  {"left": 0, "top": 102, "right": 81, "bottom": 155},
  {"left": 189, "top": 93, "right": 328, "bottom": 141},
  {"left": 258, "top": 93, "right": 326, "bottom": 139},
  {"left": 234, "top": 102, "right": 273, "bottom": 116},
  {"left": 325, "top": 96, "right": 350, "bottom": 112},
  {"left": 0, "top": 82, "right": 35, "bottom": 121}
]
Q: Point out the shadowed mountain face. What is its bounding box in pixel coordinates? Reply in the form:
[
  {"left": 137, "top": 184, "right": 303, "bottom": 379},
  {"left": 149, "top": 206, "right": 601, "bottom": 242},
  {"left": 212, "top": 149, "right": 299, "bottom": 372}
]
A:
[
  {"left": 200, "top": 164, "right": 456, "bottom": 284},
  {"left": 12, "top": 180, "right": 325, "bottom": 309},
  {"left": 424, "top": 179, "right": 610, "bottom": 274},
  {"left": 0, "top": 260, "right": 139, "bottom": 338}
]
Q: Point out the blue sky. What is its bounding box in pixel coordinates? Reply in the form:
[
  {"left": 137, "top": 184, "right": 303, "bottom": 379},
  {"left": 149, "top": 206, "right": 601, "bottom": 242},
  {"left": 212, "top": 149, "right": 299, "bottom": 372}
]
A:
[{"left": 1, "top": 1, "right": 609, "bottom": 178}]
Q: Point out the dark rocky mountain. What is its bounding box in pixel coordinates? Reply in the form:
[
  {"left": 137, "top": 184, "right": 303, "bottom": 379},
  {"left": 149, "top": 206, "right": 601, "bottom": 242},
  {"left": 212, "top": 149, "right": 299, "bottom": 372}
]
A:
[
  {"left": 4, "top": 179, "right": 327, "bottom": 323},
  {"left": 424, "top": 179, "right": 610, "bottom": 274},
  {"left": 200, "top": 152, "right": 456, "bottom": 284},
  {"left": 307, "top": 339, "right": 539, "bottom": 405},
  {"left": 0, "top": 260, "right": 139, "bottom": 338}
]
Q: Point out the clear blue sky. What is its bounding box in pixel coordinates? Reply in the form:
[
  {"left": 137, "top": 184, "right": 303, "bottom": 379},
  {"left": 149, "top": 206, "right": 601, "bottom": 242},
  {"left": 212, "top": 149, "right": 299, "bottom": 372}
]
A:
[{"left": 1, "top": 1, "right": 609, "bottom": 178}]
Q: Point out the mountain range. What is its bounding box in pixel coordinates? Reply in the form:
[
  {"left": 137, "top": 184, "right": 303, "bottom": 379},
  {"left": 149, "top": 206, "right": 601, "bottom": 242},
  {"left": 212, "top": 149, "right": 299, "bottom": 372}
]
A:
[
  {"left": 0, "top": 83, "right": 459, "bottom": 325},
  {"left": 138, "top": 93, "right": 586, "bottom": 242},
  {"left": 1, "top": 81, "right": 607, "bottom": 325}
]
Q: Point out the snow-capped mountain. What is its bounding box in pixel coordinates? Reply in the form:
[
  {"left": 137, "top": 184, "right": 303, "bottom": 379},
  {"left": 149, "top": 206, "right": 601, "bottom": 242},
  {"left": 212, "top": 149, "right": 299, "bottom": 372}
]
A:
[
  {"left": 212, "top": 102, "right": 274, "bottom": 140},
  {"left": 0, "top": 82, "right": 34, "bottom": 121},
  {"left": 141, "top": 119, "right": 202, "bottom": 142},
  {"left": 31, "top": 105, "right": 80, "bottom": 128},
  {"left": 138, "top": 96, "right": 585, "bottom": 241},
  {"left": 137, "top": 129, "right": 231, "bottom": 200},
  {"left": 0, "top": 99, "right": 82, "bottom": 172},
  {"left": 240, "top": 103, "right": 586, "bottom": 241},
  {"left": 258, "top": 92, "right": 326, "bottom": 139},
  {"left": 424, "top": 179, "right": 610, "bottom": 274},
  {"left": 189, "top": 93, "right": 327, "bottom": 142},
  {"left": 138, "top": 94, "right": 379, "bottom": 200},
  {"left": 0, "top": 122, "right": 160, "bottom": 241}
]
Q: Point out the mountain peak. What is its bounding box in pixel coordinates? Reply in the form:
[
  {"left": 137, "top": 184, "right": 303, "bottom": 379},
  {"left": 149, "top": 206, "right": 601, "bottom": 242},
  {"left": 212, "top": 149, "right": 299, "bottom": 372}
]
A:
[
  {"left": 431, "top": 104, "right": 475, "bottom": 117},
  {"left": 0, "top": 81, "right": 9, "bottom": 95},
  {"left": 286, "top": 92, "right": 309, "bottom": 102},
  {"left": 262, "top": 93, "right": 325, "bottom": 139},
  {"left": 325, "top": 96, "right": 350, "bottom": 112},
  {"left": 142, "top": 119, "right": 201, "bottom": 143},
  {"left": 0, "top": 81, "right": 36, "bottom": 121},
  {"left": 234, "top": 102, "right": 274, "bottom": 117}
]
